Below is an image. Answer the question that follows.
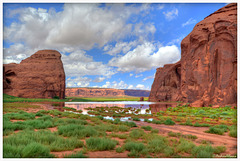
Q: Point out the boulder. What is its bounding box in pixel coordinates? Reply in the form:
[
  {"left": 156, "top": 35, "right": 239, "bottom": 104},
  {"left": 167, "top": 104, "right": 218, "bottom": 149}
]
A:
[
  {"left": 3, "top": 50, "right": 66, "bottom": 99},
  {"left": 149, "top": 3, "right": 237, "bottom": 107}
]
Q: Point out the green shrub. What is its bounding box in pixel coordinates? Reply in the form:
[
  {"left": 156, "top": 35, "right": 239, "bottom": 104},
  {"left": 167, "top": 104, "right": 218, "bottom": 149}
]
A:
[
  {"left": 176, "top": 138, "right": 196, "bottom": 153},
  {"left": 205, "top": 125, "right": 229, "bottom": 135},
  {"left": 21, "top": 143, "right": 53, "bottom": 158},
  {"left": 129, "top": 129, "right": 145, "bottom": 139},
  {"left": 53, "top": 96, "right": 60, "bottom": 99},
  {"left": 164, "top": 119, "right": 175, "bottom": 125},
  {"left": 4, "top": 111, "right": 35, "bottom": 120},
  {"left": 86, "top": 137, "right": 118, "bottom": 151},
  {"left": 151, "top": 119, "right": 162, "bottom": 124},
  {"left": 133, "top": 117, "right": 140, "bottom": 121},
  {"left": 141, "top": 126, "right": 152, "bottom": 131},
  {"left": 63, "top": 151, "right": 88, "bottom": 158},
  {"left": 164, "top": 146, "right": 175, "bottom": 157},
  {"left": 151, "top": 129, "right": 159, "bottom": 134},
  {"left": 213, "top": 146, "right": 226, "bottom": 154},
  {"left": 118, "top": 125, "right": 130, "bottom": 132},
  {"left": 116, "top": 147, "right": 124, "bottom": 153},
  {"left": 191, "top": 145, "right": 214, "bottom": 158},
  {"left": 168, "top": 131, "right": 181, "bottom": 137},
  {"left": 113, "top": 113, "right": 121, "bottom": 117},
  {"left": 124, "top": 121, "right": 137, "bottom": 127},
  {"left": 147, "top": 137, "right": 168, "bottom": 153},
  {"left": 193, "top": 122, "right": 210, "bottom": 127},
  {"left": 229, "top": 125, "right": 237, "bottom": 138},
  {"left": 124, "top": 142, "right": 146, "bottom": 152},
  {"left": 58, "top": 124, "right": 99, "bottom": 138}
]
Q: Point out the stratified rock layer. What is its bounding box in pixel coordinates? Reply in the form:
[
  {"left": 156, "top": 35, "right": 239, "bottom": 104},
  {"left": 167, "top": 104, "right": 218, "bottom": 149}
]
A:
[
  {"left": 65, "top": 88, "right": 125, "bottom": 97},
  {"left": 3, "top": 50, "right": 66, "bottom": 99},
  {"left": 149, "top": 3, "right": 237, "bottom": 107}
]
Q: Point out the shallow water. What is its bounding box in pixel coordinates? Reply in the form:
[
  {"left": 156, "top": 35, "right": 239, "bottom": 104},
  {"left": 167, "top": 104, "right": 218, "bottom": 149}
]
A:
[{"left": 64, "top": 101, "right": 177, "bottom": 115}]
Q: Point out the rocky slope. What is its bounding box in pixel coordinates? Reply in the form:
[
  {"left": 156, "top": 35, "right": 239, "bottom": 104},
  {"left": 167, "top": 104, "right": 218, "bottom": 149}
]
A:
[
  {"left": 65, "top": 88, "right": 150, "bottom": 97},
  {"left": 149, "top": 3, "right": 237, "bottom": 107},
  {"left": 3, "top": 50, "right": 66, "bottom": 99}
]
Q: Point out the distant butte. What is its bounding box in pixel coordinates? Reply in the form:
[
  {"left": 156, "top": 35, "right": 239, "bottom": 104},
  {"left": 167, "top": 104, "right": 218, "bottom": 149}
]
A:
[
  {"left": 149, "top": 3, "right": 237, "bottom": 107},
  {"left": 3, "top": 50, "right": 66, "bottom": 99}
]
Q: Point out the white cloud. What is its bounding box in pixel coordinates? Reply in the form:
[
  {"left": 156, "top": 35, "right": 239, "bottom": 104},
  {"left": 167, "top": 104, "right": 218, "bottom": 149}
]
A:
[
  {"left": 136, "top": 84, "right": 145, "bottom": 90},
  {"left": 143, "top": 75, "right": 155, "bottom": 81},
  {"left": 104, "top": 41, "right": 137, "bottom": 56},
  {"left": 93, "top": 77, "right": 105, "bottom": 83},
  {"left": 62, "top": 50, "right": 116, "bottom": 77},
  {"left": 163, "top": 8, "right": 178, "bottom": 21},
  {"left": 135, "top": 74, "right": 143, "bottom": 78},
  {"left": 66, "top": 77, "right": 92, "bottom": 87},
  {"left": 102, "top": 80, "right": 132, "bottom": 89},
  {"left": 109, "top": 42, "right": 180, "bottom": 72},
  {"left": 182, "top": 18, "right": 197, "bottom": 27},
  {"left": 167, "top": 35, "right": 185, "bottom": 46},
  {"left": 129, "top": 74, "right": 133, "bottom": 77}
]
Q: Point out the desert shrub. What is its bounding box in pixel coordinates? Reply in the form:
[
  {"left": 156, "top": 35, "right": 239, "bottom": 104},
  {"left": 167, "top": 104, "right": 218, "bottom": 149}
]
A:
[
  {"left": 164, "top": 146, "right": 175, "bottom": 157},
  {"left": 113, "top": 113, "right": 121, "bottom": 117},
  {"left": 164, "top": 119, "right": 175, "bottom": 125},
  {"left": 141, "top": 126, "right": 152, "bottom": 131},
  {"left": 86, "top": 137, "right": 118, "bottom": 151},
  {"left": 116, "top": 147, "right": 124, "bottom": 153},
  {"left": 191, "top": 145, "right": 214, "bottom": 158},
  {"left": 148, "top": 138, "right": 167, "bottom": 153},
  {"left": 151, "top": 129, "right": 159, "bottom": 134},
  {"left": 133, "top": 117, "right": 140, "bottom": 121},
  {"left": 118, "top": 125, "right": 130, "bottom": 132},
  {"left": 205, "top": 125, "right": 229, "bottom": 135},
  {"left": 229, "top": 125, "right": 237, "bottom": 138},
  {"left": 176, "top": 138, "right": 196, "bottom": 153},
  {"left": 4, "top": 111, "right": 35, "bottom": 120},
  {"left": 129, "top": 129, "right": 145, "bottom": 139},
  {"left": 58, "top": 124, "right": 99, "bottom": 138},
  {"left": 151, "top": 119, "right": 162, "bottom": 124},
  {"left": 193, "top": 122, "right": 210, "bottom": 127},
  {"left": 124, "top": 121, "right": 137, "bottom": 127},
  {"left": 213, "top": 146, "right": 226, "bottom": 154},
  {"left": 124, "top": 142, "right": 146, "bottom": 152},
  {"left": 63, "top": 151, "right": 88, "bottom": 158},
  {"left": 168, "top": 131, "right": 181, "bottom": 137}
]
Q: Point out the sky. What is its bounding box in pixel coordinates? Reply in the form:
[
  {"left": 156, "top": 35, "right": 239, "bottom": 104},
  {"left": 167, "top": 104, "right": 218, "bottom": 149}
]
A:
[{"left": 3, "top": 3, "right": 227, "bottom": 90}]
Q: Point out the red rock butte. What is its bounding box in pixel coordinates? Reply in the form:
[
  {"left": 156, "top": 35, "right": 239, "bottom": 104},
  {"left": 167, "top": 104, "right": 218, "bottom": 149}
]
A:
[
  {"left": 3, "top": 50, "right": 66, "bottom": 99},
  {"left": 149, "top": 3, "right": 237, "bottom": 107}
]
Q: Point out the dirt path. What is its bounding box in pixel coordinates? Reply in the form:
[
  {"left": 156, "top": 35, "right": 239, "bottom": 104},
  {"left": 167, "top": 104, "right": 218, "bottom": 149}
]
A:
[{"left": 135, "top": 121, "right": 237, "bottom": 156}]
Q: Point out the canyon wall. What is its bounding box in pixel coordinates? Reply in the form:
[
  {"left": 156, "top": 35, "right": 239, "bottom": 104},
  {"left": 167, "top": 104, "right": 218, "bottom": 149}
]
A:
[
  {"left": 65, "top": 88, "right": 150, "bottom": 97},
  {"left": 3, "top": 50, "right": 66, "bottom": 99},
  {"left": 149, "top": 3, "right": 237, "bottom": 107}
]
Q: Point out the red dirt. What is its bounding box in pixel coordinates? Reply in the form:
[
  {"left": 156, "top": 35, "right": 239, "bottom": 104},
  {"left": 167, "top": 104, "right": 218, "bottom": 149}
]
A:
[
  {"left": 135, "top": 121, "right": 237, "bottom": 156},
  {"left": 47, "top": 127, "right": 58, "bottom": 132},
  {"left": 10, "top": 119, "right": 25, "bottom": 122},
  {"left": 51, "top": 148, "right": 83, "bottom": 158}
]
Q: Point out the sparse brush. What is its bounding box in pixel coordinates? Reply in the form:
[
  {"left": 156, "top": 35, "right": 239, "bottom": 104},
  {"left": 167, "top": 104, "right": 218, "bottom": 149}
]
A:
[
  {"left": 191, "top": 145, "right": 214, "bottom": 158},
  {"left": 133, "top": 117, "right": 140, "bottom": 121},
  {"left": 63, "top": 151, "right": 88, "bottom": 158},
  {"left": 86, "top": 137, "right": 118, "bottom": 151},
  {"left": 124, "top": 121, "right": 137, "bottom": 127},
  {"left": 129, "top": 129, "right": 145, "bottom": 139},
  {"left": 141, "top": 126, "right": 152, "bottom": 131},
  {"left": 118, "top": 125, "right": 130, "bottom": 132},
  {"left": 116, "top": 147, "right": 125, "bottom": 153},
  {"left": 58, "top": 124, "right": 99, "bottom": 138},
  {"left": 176, "top": 138, "right": 196, "bottom": 154}
]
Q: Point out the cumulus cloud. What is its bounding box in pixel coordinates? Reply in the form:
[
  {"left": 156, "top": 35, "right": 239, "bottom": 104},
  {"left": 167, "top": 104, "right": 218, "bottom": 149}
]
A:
[
  {"left": 135, "top": 74, "right": 143, "bottom": 78},
  {"left": 136, "top": 84, "right": 145, "bottom": 90},
  {"left": 102, "top": 80, "right": 129, "bottom": 89},
  {"left": 93, "top": 77, "right": 105, "bottom": 83},
  {"left": 104, "top": 41, "right": 137, "bottom": 56},
  {"left": 182, "top": 18, "right": 197, "bottom": 27},
  {"left": 163, "top": 8, "right": 178, "bottom": 21},
  {"left": 129, "top": 73, "right": 133, "bottom": 77},
  {"left": 66, "top": 77, "right": 92, "bottom": 87},
  {"left": 109, "top": 42, "right": 180, "bottom": 72},
  {"left": 62, "top": 50, "right": 116, "bottom": 77}
]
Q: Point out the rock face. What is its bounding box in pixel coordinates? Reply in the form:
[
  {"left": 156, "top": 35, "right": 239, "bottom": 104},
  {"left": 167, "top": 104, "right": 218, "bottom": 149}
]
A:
[
  {"left": 65, "top": 88, "right": 150, "bottom": 97},
  {"left": 124, "top": 89, "right": 150, "bottom": 97},
  {"left": 65, "top": 88, "right": 125, "bottom": 97},
  {"left": 149, "top": 3, "right": 237, "bottom": 107},
  {"left": 3, "top": 50, "right": 66, "bottom": 99}
]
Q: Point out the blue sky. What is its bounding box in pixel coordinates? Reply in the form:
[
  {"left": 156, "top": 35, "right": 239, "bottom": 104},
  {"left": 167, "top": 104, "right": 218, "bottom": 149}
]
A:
[{"left": 3, "top": 3, "right": 226, "bottom": 90}]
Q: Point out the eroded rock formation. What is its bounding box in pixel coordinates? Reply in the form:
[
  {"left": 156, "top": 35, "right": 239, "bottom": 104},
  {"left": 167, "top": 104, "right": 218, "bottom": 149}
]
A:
[
  {"left": 65, "top": 88, "right": 125, "bottom": 97},
  {"left": 149, "top": 3, "right": 237, "bottom": 107},
  {"left": 3, "top": 50, "right": 65, "bottom": 99}
]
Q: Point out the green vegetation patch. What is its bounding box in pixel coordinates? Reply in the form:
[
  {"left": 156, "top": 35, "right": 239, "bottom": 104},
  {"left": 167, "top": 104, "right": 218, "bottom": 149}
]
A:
[{"left": 86, "top": 137, "right": 118, "bottom": 151}]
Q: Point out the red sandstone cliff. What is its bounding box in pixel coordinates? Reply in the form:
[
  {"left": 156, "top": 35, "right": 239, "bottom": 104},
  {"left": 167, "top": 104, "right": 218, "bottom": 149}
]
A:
[
  {"left": 3, "top": 50, "right": 66, "bottom": 99},
  {"left": 149, "top": 3, "right": 237, "bottom": 107},
  {"left": 65, "top": 88, "right": 125, "bottom": 97}
]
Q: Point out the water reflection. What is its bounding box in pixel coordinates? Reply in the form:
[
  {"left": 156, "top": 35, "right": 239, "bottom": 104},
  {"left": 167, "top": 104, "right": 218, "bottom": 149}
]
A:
[{"left": 64, "top": 102, "right": 177, "bottom": 114}]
